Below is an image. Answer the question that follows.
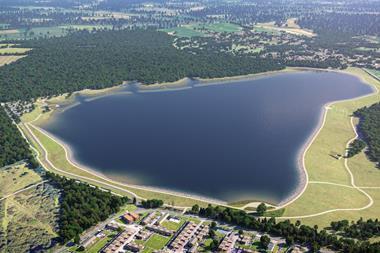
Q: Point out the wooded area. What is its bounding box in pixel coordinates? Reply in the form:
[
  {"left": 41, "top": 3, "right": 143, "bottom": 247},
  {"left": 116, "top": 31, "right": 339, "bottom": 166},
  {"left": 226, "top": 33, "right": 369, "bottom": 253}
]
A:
[
  {"left": 0, "top": 29, "right": 283, "bottom": 102},
  {"left": 354, "top": 103, "right": 380, "bottom": 168}
]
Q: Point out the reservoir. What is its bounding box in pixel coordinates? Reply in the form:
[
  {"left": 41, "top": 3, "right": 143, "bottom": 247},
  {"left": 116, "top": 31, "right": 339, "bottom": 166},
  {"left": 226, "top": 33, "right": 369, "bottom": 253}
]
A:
[{"left": 42, "top": 71, "right": 373, "bottom": 204}]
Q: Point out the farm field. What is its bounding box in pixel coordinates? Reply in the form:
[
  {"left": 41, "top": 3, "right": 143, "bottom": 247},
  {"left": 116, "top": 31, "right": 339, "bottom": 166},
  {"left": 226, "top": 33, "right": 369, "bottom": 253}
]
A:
[
  {"left": 161, "top": 22, "right": 242, "bottom": 37},
  {"left": 0, "top": 47, "right": 31, "bottom": 54},
  {"left": 254, "top": 18, "right": 316, "bottom": 37},
  {"left": 0, "top": 25, "right": 113, "bottom": 41},
  {"left": 0, "top": 55, "right": 26, "bottom": 66}
]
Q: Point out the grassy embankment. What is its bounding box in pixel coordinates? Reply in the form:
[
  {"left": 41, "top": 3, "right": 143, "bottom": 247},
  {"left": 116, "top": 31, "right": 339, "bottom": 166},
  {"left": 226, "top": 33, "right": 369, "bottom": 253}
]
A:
[
  {"left": 278, "top": 68, "right": 380, "bottom": 227},
  {"left": 19, "top": 96, "right": 211, "bottom": 208},
  {"left": 18, "top": 67, "right": 380, "bottom": 225}
]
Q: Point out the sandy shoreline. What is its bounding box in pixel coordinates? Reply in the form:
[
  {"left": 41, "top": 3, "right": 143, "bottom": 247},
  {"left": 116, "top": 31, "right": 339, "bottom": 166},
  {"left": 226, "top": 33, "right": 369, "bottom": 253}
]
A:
[{"left": 28, "top": 67, "right": 378, "bottom": 208}]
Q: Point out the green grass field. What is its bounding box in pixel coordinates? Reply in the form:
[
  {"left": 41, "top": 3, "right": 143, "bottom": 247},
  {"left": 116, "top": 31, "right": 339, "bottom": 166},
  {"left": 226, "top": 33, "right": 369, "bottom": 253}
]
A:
[
  {"left": 160, "top": 26, "right": 206, "bottom": 38},
  {"left": 282, "top": 68, "right": 380, "bottom": 227},
  {"left": 196, "top": 22, "right": 242, "bottom": 33},
  {"left": 143, "top": 234, "right": 170, "bottom": 252},
  {"left": 0, "top": 47, "right": 31, "bottom": 54},
  {"left": 0, "top": 25, "right": 113, "bottom": 41},
  {"left": 161, "top": 22, "right": 242, "bottom": 37},
  {"left": 161, "top": 217, "right": 185, "bottom": 231},
  {"left": 20, "top": 111, "right": 210, "bottom": 207}
]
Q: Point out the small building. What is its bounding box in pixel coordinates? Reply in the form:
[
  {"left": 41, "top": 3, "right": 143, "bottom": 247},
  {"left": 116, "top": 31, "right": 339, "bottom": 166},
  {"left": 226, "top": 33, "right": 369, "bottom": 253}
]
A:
[{"left": 121, "top": 212, "right": 140, "bottom": 224}]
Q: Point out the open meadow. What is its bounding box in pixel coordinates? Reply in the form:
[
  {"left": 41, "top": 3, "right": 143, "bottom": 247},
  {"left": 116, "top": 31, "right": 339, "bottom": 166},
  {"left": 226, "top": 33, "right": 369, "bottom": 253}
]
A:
[
  {"left": 278, "top": 68, "right": 380, "bottom": 227},
  {"left": 0, "top": 165, "right": 59, "bottom": 252}
]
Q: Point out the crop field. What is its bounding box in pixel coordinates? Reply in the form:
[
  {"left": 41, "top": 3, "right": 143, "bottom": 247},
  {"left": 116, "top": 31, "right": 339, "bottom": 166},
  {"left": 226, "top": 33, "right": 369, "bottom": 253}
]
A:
[
  {"left": 160, "top": 26, "right": 206, "bottom": 38},
  {"left": 0, "top": 55, "right": 25, "bottom": 66},
  {"left": 0, "top": 165, "right": 60, "bottom": 252},
  {"left": 196, "top": 22, "right": 242, "bottom": 33},
  {"left": 0, "top": 25, "right": 113, "bottom": 41},
  {"left": 0, "top": 47, "right": 31, "bottom": 54},
  {"left": 254, "top": 19, "right": 316, "bottom": 37},
  {"left": 161, "top": 22, "right": 242, "bottom": 37}
]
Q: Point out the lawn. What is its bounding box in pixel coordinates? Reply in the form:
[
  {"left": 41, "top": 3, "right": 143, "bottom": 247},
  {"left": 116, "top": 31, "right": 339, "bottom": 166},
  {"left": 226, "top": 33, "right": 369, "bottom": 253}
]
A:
[
  {"left": 161, "top": 217, "right": 185, "bottom": 231},
  {"left": 143, "top": 234, "right": 170, "bottom": 251},
  {"left": 282, "top": 68, "right": 380, "bottom": 227},
  {"left": 86, "top": 232, "right": 117, "bottom": 253},
  {"left": 160, "top": 26, "right": 206, "bottom": 37},
  {"left": 197, "top": 22, "right": 242, "bottom": 33}
]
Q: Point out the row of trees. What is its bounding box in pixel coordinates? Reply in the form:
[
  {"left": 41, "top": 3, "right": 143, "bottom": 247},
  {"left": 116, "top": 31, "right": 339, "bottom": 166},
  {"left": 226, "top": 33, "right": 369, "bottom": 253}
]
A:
[
  {"left": 354, "top": 102, "right": 380, "bottom": 168},
  {"left": 0, "top": 29, "right": 284, "bottom": 102},
  {"left": 330, "top": 218, "right": 380, "bottom": 241},
  {"left": 141, "top": 199, "right": 164, "bottom": 209},
  {"left": 189, "top": 204, "right": 380, "bottom": 252},
  {"left": 0, "top": 107, "right": 36, "bottom": 167},
  {"left": 346, "top": 139, "right": 366, "bottom": 158},
  {"left": 46, "top": 172, "right": 129, "bottom": 243}
]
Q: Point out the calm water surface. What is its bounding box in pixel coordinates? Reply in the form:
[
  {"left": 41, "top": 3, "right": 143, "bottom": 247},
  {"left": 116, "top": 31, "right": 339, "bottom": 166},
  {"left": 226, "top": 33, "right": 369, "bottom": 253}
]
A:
[{"left": 43, "top": 72, "right": 373, "bottom": 203}]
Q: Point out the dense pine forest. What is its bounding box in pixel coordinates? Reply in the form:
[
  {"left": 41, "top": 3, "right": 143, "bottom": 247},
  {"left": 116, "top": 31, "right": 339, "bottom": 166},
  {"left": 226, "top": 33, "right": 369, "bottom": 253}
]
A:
[
  {"left": 354, "top": 103, "right": 380, "bottom": 168},
  {"left": 0, "top": 107, "right": 34, "bottom": 167},
  {"left": 0, "top": 29, "right": 284, "bottom": 102},
  {"left": 47, "top": 172, "right": 129, "bottom": 243}
]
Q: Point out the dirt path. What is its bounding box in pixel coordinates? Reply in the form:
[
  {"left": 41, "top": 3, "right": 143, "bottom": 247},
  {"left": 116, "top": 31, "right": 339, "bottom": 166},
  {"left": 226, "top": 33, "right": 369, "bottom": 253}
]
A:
[
  {"left": 277, "top": 117, "right": 376, "bottom": 219},
  {"left": 0, "top": 180, "right": 48, "bottom": 201}
]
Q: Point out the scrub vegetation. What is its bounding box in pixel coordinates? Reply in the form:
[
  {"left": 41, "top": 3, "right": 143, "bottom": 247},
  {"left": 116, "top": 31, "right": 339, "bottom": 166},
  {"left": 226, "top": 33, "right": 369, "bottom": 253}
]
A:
[{"left": 0, "top": 165, "right": 60, "bottom": 252}]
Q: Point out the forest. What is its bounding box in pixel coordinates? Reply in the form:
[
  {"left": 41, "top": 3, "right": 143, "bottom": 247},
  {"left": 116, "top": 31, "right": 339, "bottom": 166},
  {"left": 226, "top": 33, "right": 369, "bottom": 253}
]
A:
[
  {"left": 0, "top": 29, "right": 284, "bottom": 102},
  {"left": 190, "top": 204, "right": 380, "bottom": 252},
  {"left": 0, "top": 107, "right": 34, "bottom": 167},
  {"left": 354, "top": 103, "right": 380, "bottom": 168},
  {"left": 46, "top": 172, "right": 129, "bottom": 243}
]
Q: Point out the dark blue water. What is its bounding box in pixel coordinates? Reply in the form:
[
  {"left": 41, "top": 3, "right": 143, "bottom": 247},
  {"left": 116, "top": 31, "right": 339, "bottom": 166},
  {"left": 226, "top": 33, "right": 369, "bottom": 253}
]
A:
[{"left": 43, "top": 71, "right": 373, "bottom": 203}]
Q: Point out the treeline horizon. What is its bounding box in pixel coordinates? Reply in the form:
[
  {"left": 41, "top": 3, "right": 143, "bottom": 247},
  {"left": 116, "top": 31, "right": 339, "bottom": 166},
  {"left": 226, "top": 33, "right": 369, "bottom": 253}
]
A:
[{"left": 0, "top": 29, "right": 284, "bottom": 102}]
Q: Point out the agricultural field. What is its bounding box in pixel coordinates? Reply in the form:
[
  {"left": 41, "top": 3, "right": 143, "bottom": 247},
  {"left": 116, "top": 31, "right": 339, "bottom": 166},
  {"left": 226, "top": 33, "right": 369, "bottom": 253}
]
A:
[
  {"left": 0, "top": 25, "right": 113, "bottom": 41},
  {"left": 161, "top": 22, "right": 242, "bottom": 38},
  {"left": 160, "top": 26, "right": 206, "bottom": 38},
  {"left": 195, "top": 22, "right": 242, "bottom": 33},
  {"left": 0, "top": 47, "right": 31, "bottom": 54},
  {"left": 0, "top": 165, "right": 60, "bottom": 252},
  {"left": 0, "top": 55, "right": 25, "bottom": 66},
  {"left": 254, "top": 18, "right": 316, "bottom": 37}
]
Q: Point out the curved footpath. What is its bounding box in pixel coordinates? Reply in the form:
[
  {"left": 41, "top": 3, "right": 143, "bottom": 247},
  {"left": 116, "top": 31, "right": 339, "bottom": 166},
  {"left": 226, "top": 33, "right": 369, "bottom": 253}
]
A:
[
  {"left": 22, "top": 118, "right": 235, "bottom": 210},
  {"left": 18, "top": 68, "right": 380, "bottom": 218},
  {"left": 277, "top": 117, "right": 377, "bottom": 219}
]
